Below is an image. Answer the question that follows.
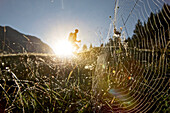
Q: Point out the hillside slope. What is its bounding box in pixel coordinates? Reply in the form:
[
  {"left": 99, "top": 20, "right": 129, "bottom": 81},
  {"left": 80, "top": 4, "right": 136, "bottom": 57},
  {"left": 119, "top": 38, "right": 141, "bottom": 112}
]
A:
[{"left": 0, "top": 26, "right": 54, "bottom": 54}]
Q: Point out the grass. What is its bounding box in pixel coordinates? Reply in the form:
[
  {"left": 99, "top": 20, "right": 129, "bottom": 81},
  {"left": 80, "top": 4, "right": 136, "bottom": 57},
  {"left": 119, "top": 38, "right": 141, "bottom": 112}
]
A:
[
  {"left": 0, "top": 53, "right": 95, "bottom": 113},
  {"left": 0, "top": 47, "right": 169, "bottom": 113}
]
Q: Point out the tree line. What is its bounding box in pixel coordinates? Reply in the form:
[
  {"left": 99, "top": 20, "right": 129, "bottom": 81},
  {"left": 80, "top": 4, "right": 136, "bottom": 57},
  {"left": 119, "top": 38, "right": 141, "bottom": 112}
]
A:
[{"left": 126, "top": 4, "right": 169, "bottom": 50}]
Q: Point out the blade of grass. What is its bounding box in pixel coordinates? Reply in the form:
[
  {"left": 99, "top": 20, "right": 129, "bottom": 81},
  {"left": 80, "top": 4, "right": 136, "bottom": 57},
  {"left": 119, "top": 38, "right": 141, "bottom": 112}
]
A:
[
  {"left": 78, "top": 102, "right": 89, "bottom": 113},
  {"left": 66, "top": 65, "right": 77, "bottom": 86},
  {"left": 10, "top": 71, "right": 46, "bottom": 112},
  {"left": 0, "top": 84, "right": 13, "bottom": 105}
]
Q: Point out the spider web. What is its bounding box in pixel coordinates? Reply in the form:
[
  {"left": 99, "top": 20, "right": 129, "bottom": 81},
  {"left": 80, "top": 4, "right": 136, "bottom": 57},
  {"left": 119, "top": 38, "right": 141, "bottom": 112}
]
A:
[
  {"left": 93, "top": 0, "right": 169, "bottom": 112},
  {"left": 0, "top": 0, "right": 169, "bottom": 112}
]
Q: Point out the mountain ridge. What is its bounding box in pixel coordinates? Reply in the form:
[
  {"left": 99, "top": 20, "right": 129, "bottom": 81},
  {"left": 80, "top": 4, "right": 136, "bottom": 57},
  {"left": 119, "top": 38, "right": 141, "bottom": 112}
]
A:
[{"left": 0, "top": 26, "right": 54, "bottom": 54}]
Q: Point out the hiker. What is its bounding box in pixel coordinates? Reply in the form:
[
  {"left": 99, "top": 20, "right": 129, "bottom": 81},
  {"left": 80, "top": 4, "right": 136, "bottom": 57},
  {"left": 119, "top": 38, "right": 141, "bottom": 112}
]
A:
[{"left": 68, "top": 29, "right": 81, "bottom": 50}]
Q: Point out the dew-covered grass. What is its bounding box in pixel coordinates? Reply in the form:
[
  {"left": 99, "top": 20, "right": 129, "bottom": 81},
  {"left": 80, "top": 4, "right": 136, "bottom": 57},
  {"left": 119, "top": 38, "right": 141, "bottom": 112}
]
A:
[{"left": 0, "top": 51, "right": 98, "bottom": 113}]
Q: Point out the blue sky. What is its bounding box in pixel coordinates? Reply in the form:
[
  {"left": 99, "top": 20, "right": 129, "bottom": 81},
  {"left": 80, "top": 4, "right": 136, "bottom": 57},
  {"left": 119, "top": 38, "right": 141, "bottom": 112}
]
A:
[{"left": 0, "top": 0, "right": 169, "bottom": 49}]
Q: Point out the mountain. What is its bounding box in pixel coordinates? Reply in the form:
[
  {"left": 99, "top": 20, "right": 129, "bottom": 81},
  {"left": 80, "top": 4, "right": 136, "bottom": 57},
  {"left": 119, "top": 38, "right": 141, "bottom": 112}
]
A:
[{"left": 0, "top": 26, "right": 54, "bottom": 54}]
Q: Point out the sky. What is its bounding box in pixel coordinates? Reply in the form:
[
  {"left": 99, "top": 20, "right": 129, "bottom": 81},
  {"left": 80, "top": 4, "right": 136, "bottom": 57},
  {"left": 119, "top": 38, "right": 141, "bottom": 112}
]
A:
[{"left": 0, "top": 0, "right": 169, "bottom": 49}]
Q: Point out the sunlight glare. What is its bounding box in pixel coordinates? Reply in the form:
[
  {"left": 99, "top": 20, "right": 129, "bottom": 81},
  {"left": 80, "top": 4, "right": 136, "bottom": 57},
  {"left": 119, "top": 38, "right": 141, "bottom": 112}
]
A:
[{"left": 53, "top": 39, "right": 75, "bottom": 56}]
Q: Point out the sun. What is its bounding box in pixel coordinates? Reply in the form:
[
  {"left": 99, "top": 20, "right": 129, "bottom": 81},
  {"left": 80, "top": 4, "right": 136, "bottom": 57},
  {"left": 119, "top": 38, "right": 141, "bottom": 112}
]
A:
[{"left": 53, "top": 39, "right": 75, "bottom": 56}]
